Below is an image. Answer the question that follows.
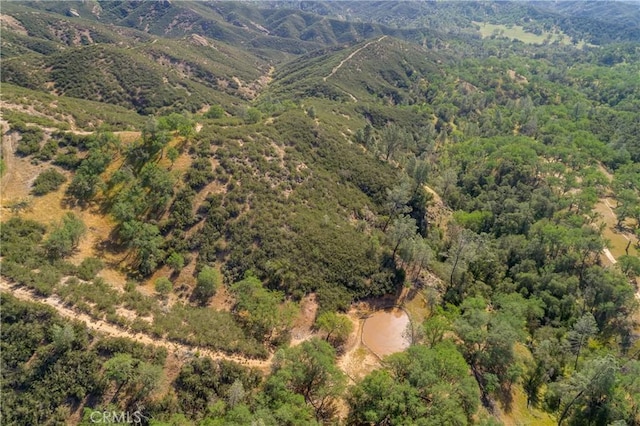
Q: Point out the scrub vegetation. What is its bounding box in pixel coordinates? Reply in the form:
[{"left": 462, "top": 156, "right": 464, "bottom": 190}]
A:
[{"left": 1, "top": 1, "right": 639, "bottom": 425}]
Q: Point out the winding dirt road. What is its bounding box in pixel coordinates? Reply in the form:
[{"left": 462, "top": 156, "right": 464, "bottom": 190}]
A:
[
  {"left": 0, "top": 279, "right": 273, "bottom": 371},
  {"left": 322, "top": 35, "right": 387, "bottom": 102},
  {"left": 324, "top": 36, "right": 387, "bottom": 82}
]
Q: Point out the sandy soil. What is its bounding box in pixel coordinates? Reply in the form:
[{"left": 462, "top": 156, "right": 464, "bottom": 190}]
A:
[
  {"left": 424, "top": 183, "right": 452, "bottom": 230},
  {"left": 0, "top": 14, "right": 28, "bottom": 35},
  {"left": 290, "top": 293, "right": 319, "bottom": 346},
  {"left": 1, "top": 121, "right": 47, "bottom": 203},
  {"left": 337, "top": 308, "right": 382, "bottom": 382}
]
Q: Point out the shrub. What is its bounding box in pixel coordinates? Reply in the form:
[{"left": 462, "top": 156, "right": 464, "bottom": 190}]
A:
[
  {"left": 16, "top": 130, "right": 43, "bottom": 156},
  {"left": 35, "top": 140, "right": 58, "bottom": 161},
  {"left": 54, "top": 151, "right": 82, "bottom": 170},
  {"left": 155, "top": 277, "right": 173, "bottom": 297},
  {"left": 166, "top": 252, "right": 185, "bottom": 272},
  {"left": 184, "top": 158, "right": 214, "bottom": 190},
  {"left": 76, "top": 257, "right": 104, "bottom": 281},
  {"left": 32, "top": 168, "right": 67, "bottom": 195},
  {"left": 205, "top": 105, "right": 225, "bottom": 119},
  {"left": 244, "top": 107, "right": 262, "bottom": 124}
]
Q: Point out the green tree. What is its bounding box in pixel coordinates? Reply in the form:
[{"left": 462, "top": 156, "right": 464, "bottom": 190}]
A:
[
  {"left": 422, "top": 309, "right": 452, "bottom": 348},
  {"left": 231, "top": 272, "right": 295, "bottom": 342},
  {"left": 306, "top": 106, "right": 316, "bottom": 119},
  {"left": 227, "top": 379, "right": 246, "bottom": 408},
  {"left": 51, "top": 324, "right": 75, "bottom": 352},
  {"left": 618, "top": 254, "right": 640, "bottom": 279},
  {"left": 123, "top": 221, "right": 163, "bottom": 277},
  {"left": 525, "top": 328, "right": 571, "bottom": 408},
  {"left": 194, "top": 265, "right": 219, "bottom": 304},
  {"left": 382, "top": 179, "right": 412, "bottom": 232},
  {"left": 104, "top": 353, "right": 135, "bottom": 395},
  {"left": 580, "top": 266, "right": 635, "bottom": 339},
  {"left": 67, "top": 172, "right": 101, "bottom": 203},
  {"left": 174, "top": 358, "right": 219, "bottom": 418},
  {"left": 455, "top": 297, "right": 524, "bottom": 399},
  {"left": 315, "top": 312, "right": 353, "bottom": 346},
  {"left": 615, "top": 189, "right": 639, "bottom": 229},
  {"left": 44, "top": 213, "right": 86, "bottom": 259},
  {"left": 166, "top": 146, "right": 179, "bottom": 167},
  {"left": 389, "top": 215, "right": 417, "bottom": 258},
  {"left": 615, "top": 360, "right": 640, "bottom": 425},
  {"left": 348, "top": 369, "right": 422, "bottom": 425},
  {"left": 178, "top": 122, "right": 195, "bottom": 140},
  {"left": 133, "top": 362, "right": 162, "bottom": 401},
  {"left": 44, "top": 228, "right": 74, "bottom": 260},
  {"left": 267, "top": 338, "right": 346, "bottom": 422},
  {"left": 139, "top": 163, "right": 175, "bottom": 215},
  {"left": 555, "top": 355, "right": 619, "bottom": 426},
  {"left": 568, "top": 313, "right": 598, "bottom": 369},
  {"left": 380, "top": 124, "right": 411, "bottom": 162},
  {"left": 348, "top": 342, "right": 479, "bottom": 425},
  {"left": 61, "top": 213, "right": 86, "bottom": 247},
  {"left": 404, "top": 236, "right": 432, "bottom": 280},
  {"left": 205, "top": 105, "right": 225, "bottom": 119},
  {"left": 444, "top": 225, "right": 479, "bottom": 304}
]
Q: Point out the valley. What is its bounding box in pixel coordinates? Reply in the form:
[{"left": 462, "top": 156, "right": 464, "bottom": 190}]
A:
[{"left": 1, "top": 1, "right": 640, "bottom": 425}]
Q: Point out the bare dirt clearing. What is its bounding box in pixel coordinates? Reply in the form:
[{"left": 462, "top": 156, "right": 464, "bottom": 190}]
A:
[
  {"left": 338, "top": 308, "right": 382, "bottom": 382},
  {"left": 1, "top": 121, "right": 47, "bottom": 203},
  {"left": 594, "top": 197, "right": 638, "bottom": 262},
  {"left": 290, "top": 293, "right": 319, "bottom": 346}
]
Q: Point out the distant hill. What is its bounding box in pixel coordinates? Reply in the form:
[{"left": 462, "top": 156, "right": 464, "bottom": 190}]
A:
[
  {"left": 257, "top": 1, "right": 640, "bottom": 43},
  {"left": 270, "top": 36, "right": 444, "bottom": 106},
  {"left": 1, "top": 4, "right": 275, "bottom": 114}
]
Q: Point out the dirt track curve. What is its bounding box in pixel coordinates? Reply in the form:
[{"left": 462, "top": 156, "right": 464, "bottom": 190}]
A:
[
  {"left": 0, "top": 279, "right": 273, "bottom": 371},
  {"left": 324, "top": 35, "right": 387, "bottom": 82}
]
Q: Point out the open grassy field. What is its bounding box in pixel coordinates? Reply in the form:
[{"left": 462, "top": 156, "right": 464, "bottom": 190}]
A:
[
  {"left": 475, "top": 22, "right": 573, "bottom": 45},
  {"left": 594, "top": 197, "right": 639, "bottom": 261}
]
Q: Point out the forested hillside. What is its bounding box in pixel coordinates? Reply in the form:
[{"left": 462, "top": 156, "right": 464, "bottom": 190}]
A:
[{"left": 1, "top": 1, "right": 639, "bottom": 425}]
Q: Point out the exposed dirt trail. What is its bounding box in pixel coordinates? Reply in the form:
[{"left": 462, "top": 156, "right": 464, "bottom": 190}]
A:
[
  {"left": 0, "top": 279, "right": 274, "bottom": 372},
  {"left": 0, "top": 119, "right": 30, "bottom": 197},
  {"left": 324, "top": 36, "right": 387, "bottom": 82},
  {"left": 323, "top": 35, "right": 387, "bottom": 103},
  {"left": 598, "top": 197, "right": 619, "bottom": 264},
  {"left": 602, "top": 247, "right": 617, "bottom": 264},
  {"left": 603, "top": 198, "right": 631, "bottom": 242}
]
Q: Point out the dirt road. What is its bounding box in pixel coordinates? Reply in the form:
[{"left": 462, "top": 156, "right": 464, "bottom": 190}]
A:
[
  {"left": 324, "top": 36, "right": 387, "bottom": 82},
  {"left": 0, "top": 279, "right": 273, "bottom": 371}
]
